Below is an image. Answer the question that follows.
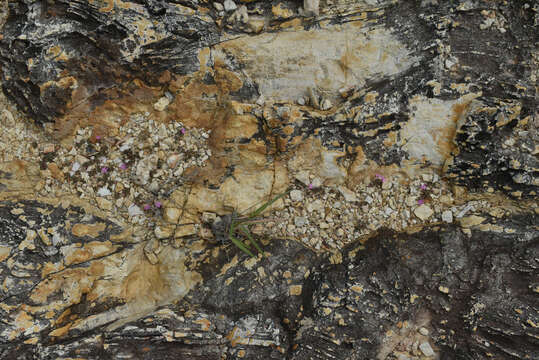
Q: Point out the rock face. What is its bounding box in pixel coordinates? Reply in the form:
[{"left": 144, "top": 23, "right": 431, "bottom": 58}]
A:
[
  {"left": 1, "top": 0, "right": 536, "bottom": 197},
  {"left": 0, "top": 0, "right": 537, "bottom": 359},
  {"left": 1, "top": 190, "right": 537, "bottom": 359}
]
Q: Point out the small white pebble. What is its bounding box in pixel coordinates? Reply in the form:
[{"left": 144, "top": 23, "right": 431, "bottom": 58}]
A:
[
  {"left": 153, "top": 96, "right": 170, "bottom": 111},
  {"left": 290, "top": 189, "right": 304, "bottom": 202},
  {"left": 442, "top": 210, "right": 453, "bottom": 223},
  {"left": 419, "top": 341, "right": 435, "bottom": 357},
  {"left": 294, "top": 216, "right": 307, "bottom": 227},
  {"left": 213, "top": 2, "right": 224, "bottom": 11},
  {"left": 223, "top": 0, "right": 237, "bottom": 11},
  {"left": 96, "top": 186, "right": 111, "bottom": 197},
  {"left": 320, "top": 98, "right": 332, "bottom": 110},
  {"left": 128, "top": 204, "right": 144, "bottom": 217}
]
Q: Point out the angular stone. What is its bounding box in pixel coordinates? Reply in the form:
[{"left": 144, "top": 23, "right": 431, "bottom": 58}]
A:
[
  {"left": 442, "top": 210, "right": 453, "bottom": 223},
  {"left": 338, "top": 186, "right": 357, "bottom": 202},
  {"left": 96, "top": 197, "right": 113, "bottom": 211},
  {"left": 128, "top": 204, "right": 144, "bottom": 217},
  {"left": 294, "top": 216, "right": 307, "bottom": 227},
  {"left": 459, "top": 215, "right": 485, "bottom": 228},
  {"left": 320, "top": 98, "right": 332, "bottom": 111},
  {"left": 213, "top": 2, "right": 224, "bottom": 11},
  {"left": 163, "top": 207, "right": 182, "bottom": 224},
  {"left": 303, "top": 0, "right": 320, "bottom": 17},
  {"left": 419, "top": 342, "right": 435, "bottom": 357},
  {"left": 223, "top": 0, "right": 237, "bottom": 12},
  {"left": 414, "top": 204, "right": 433, "bottom": 220},
  {"left": 155, "top": 225, "right": 174, "bottom": 239},
  {"left": 153, "top": 97, "right": 170, "bottom": 111},
  {"left": 290, "top": 189, "right": 303, "bottom": 202},
  {"left": 175, "top": 224, "right": 197, "bottom": 238}
]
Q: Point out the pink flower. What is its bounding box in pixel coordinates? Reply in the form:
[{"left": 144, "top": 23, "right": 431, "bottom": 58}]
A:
[
  {"left": 181, "top": 128, "right": 186, "bottom": 134},
  {"left": 154, "top": 201, "right": 162, "bottom": 208},
  {"left": 420, "top": 184, "right": 427, "bottom": 190},
  {"left": 308, "top": 183, "right": 313, "bottom": 190},
  {"left": 375, "top": 174, "right": 386, "bottom": 182},
  {"left": 143, "top": 204, "right": 151, "bottom": 211},
  {"left": 119, "top": 163, "right": 127, "bottom": 170},
  {"left": 100, "top": 167, "right": 108, "bottom": 174},
  {"left": 418, "top": 199, "right": 425, "bottom": 205},
  {"left": 96, "top": 135, "right": 101, "bottom": 140}
]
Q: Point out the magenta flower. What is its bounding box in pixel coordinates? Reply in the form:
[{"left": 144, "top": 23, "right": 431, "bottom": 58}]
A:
[
  {"left": 119, "top": 163, "right": 128, "bottom": 170},
  {"left": 100, "top": 167, "right": 108, "bottom": 174},
  {"left": 154, "top": 201, "right": 162, "bottom": 208},
  {"left": 308, "top": 183, "right": 313, "bottom": 190},
  {"left": 375, "top": 174, "right": 386, "bottom": 182},
  {"left": 418, "top": 199, "right": 425, "bottom": 205},
  {"left": 420, "top": 183, "right": 427, "bottom": 190},
  {"left": 143, "top": 204, "right": 151, "bottom": 211},
  {"left": 181, "top": 128, "right": 186, "bottom": 134},
  {"left": 96, "top": 135, "right": 101, "bottom": 140}
]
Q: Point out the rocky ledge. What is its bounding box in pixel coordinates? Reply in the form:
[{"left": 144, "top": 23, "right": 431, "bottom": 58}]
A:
[{"left": 0, "top": 0, "right": 537, "bottom": 359}]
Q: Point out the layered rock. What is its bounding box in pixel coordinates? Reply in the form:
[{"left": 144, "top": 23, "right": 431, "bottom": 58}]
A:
[{"left": 0, "top": 0, "right": 537, "bottom": 358}]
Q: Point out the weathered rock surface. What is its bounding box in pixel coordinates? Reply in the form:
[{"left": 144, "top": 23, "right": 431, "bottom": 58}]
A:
[
  {"left": 0, "top": 0, "right": 536, "bottom": 196},
  {"left": 1, "top": 188, "right": 537, "bottom": 359},
  {"left": 0, "top": 0, "right": 537, "bottom": 358}
]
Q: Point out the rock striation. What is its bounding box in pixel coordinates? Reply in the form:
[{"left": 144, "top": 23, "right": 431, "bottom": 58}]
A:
[{"left": 0, "top": 0, "right": 537, "bottom": 358}]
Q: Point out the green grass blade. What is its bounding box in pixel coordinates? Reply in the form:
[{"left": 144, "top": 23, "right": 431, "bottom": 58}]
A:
[
  {"left": 229, "top": 234, "right": 255, "bottom": 257},
  {"left": 240, "top": 225, "right": 264, "bottom": 256},
  {"left": 229, "top": 221, "right": 236, "bottom": 237},
  {"left": 228, "top": 220, "right": 255, "bottom": 257},
  {"left": 248, "top": 189, "right": 290, "bottom": 218}
]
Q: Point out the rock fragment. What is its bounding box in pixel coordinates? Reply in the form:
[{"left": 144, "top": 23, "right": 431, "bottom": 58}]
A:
[
  {"left": 47, "top": 163, "right": 64, "bottom": 181},
  {"left": 338, "top": 186, "right": 357, "bottom": 202},
  {"left": 320, "top": 98, "right": 332, "bottom": 111},
  {"left": 290, "top": 190, "right": 304, "bottom": 202},
  {"left": 442, "top": 210, "right": 453, "bottom": 223},
  {"left": 0, "top": 109, "right": 14, "bottom": 126},
  {"left": 128, "top": 204, "right": 144, "bottom": 217},
  {"left": 294, "top": 216, "right": 307, "bottom": 227},
  {"left": 175, "top": 224, "right": 197, "bottom": 238},
  {"left": 419, "top": 342, "right": 435, "bottom": 357},
  {"left": 223, "top": 0, "right": 237, "bottom": 12},
  {"left": 294, "top": 170, "right": 310, "bottom": 186},
  {"left": 155, "top": 225, "right": 174, "bottom": 239},
  {"left": 153, "top": 97, "right": 170, "bottom": 111},
  {"left": 303, "top": 0, "right": 320, "bottom": 17},
  {"left": 213, "top": 2, "right": 224, "bottom": 11},
  {"left": 414, "top": 204, "right": 433, "bottom": 220},
  {"left": 96, "top": 197, "right": 113, "bottom": 211},
  {"left": 307, "top": 87, "right": 319, "bottom": 109},
  {"left": 237, "top": 5, "right": 248, "bottom": 23},
  {"left": 163, "top": 207, "right": 182, "bottom": 224},
  {"left": 96, "top": 186, "right": 111, "bottom": 197}
]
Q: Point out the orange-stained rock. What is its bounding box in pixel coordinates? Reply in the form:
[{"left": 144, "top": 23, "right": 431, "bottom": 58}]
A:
[{"left": 71, "top": 223, "right": 106, "bottom": 238}]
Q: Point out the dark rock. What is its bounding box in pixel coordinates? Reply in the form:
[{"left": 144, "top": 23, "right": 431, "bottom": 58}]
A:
[
  {"left": 1, "top": 193, "right": 537, "bottom": 359},
  {"left": 0, "top": 0, "right": 218, "bottom": 125}
]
